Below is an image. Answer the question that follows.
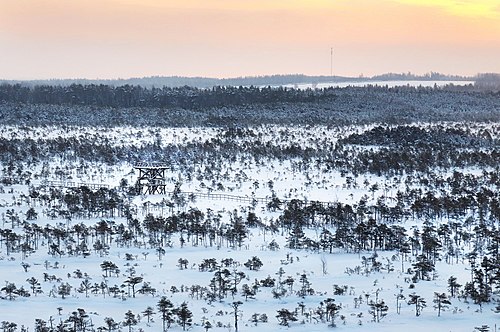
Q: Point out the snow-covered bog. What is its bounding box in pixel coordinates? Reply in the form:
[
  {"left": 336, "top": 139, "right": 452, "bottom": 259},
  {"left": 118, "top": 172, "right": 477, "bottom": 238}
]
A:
[{"left": 0, "top": 123, "right": 499, "bottom": 332}]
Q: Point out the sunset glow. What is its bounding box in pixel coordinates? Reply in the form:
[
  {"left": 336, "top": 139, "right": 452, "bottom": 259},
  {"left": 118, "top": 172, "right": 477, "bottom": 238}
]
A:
[
  {"left": 1, "top": 0, "right": 499, "bottom": 79},
  {"left": 393, "top": 0, "right": 500, "bottom": 18}
]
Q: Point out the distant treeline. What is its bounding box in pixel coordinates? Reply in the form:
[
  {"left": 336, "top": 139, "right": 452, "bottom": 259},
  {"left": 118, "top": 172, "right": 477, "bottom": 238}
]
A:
[
  {"left": 371, "top": 71, "right": 470, "bottom": 81},
  {"left": 1, "top": 74, "right": 352, "bottom": 89},
  {"left": 0, "top": 72, "right": 473, "bottom": 89},
  {"left": 475, "top": 73, "right": 500, "bottom": 91}
]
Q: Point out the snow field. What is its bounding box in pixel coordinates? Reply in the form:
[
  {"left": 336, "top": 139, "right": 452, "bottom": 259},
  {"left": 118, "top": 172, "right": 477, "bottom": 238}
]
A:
[{"left": 0, "top": 123, "right": 498, "bottom": 331}]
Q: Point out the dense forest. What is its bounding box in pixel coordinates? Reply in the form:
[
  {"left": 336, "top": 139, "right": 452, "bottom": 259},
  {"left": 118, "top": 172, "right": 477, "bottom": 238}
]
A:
[{"left": 0, "top": 83, "right": 498, "bottom": 127}]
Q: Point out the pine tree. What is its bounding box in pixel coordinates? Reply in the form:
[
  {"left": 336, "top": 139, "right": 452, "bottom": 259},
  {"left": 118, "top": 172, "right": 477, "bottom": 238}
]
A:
[
  {"left": 412, "top": 254, "right": 435, "bottom": 281},
  {"left": 471, "top": 269, "right": 491, "bottom": 311},
  {"left": 142, "top": 306, "right": 155, "bottom": 323},
  {"left": 241, "top": 284, "right": 256, "bottom": 301},
  {"left": 407, "top": 293, "right": 426, "bottom": 316},
  {"left": 34, "top": 319, "right": 48, "bottom": 332},
  {"left": 323, "top": 298, "right": 342, "bottom": 326},
  {"left": 203, "top": 320, "right": 212, "bottom": 332},
  {"left": 447, "top": 276, "right": 461, "bottom": 297},
  {"left": 177, "top": 258, "right": 189, "bottom": 270},
  {"left": 157, "top": 296, "right": 174, "bottom": 332},
  {"left": 122, "top": 310, "right": 138, "bottom": 332},
  {"left": 433, "top": 292, "right": 451, "bottom": 317},
  {"left": 287, "top": 224, "right": 305, "bottom": 249},
  {"left": 103, "top": 317, "right": 119, "bottom": 332},
  {"left": 244, "top": 256, "right": 263, "bottom": 271},
  {"left": 368, "top": 299, "right": 388, "bottom": 322},
  {"left": 232, "top": 301, "right": 243, "bottom": 332},
  {"left": 174, "top": 302, "right": 193, "bottom": 331},
  {"left": 100, "top": 261, "right": 119, "bottom": 278},
  {"left": 66, "top": 309, "right": 91, "bottom": 332},
  {"left": 1, "top": 283, "right": 18, "bottom": 301},
  {"left": 421, "top": 220, "right": 441, "bottom": 262},
  {"left": 1, "top": 321, "right": 17, "bottom": 332},
  {"left": 57, "top": 282, "right": 72, "bottom": 299},
  {"left": 276, "top": 308, "right": 297, "bottom": 327},
  {"left": 298, "top": 273, "right": 313, "bottom": 297},
  {"left": 124, "top": 276, "right": 143, "bottom": 298},
  {"left": 227, "top": 210, "right": 247, "bottom": 248}
]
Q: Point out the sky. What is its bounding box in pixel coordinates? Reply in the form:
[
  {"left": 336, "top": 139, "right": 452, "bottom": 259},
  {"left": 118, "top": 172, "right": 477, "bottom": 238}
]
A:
[{"left": 0, "top": 0, "right": 499, "bottom": 79}]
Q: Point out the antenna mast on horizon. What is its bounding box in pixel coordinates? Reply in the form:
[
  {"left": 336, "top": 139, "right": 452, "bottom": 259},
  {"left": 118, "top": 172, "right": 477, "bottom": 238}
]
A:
[{"left": 330, "top": 47, "right": 333, "bottom": 77}]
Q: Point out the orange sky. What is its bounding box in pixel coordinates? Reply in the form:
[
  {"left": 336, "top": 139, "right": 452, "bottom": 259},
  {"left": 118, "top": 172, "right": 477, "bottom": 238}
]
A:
[{"left": 0, "top": 0, "right": 499, "bottom": 79}]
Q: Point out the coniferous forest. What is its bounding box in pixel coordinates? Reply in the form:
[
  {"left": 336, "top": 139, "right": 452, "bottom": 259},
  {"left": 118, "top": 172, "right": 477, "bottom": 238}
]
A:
[{"left": 1, "top": 83, "right": 499, "bottom": 126}]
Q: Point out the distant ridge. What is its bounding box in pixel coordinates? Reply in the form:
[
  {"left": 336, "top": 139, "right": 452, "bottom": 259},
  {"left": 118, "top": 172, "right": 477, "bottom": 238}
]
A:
[{"left": 0, "top": 72, "right": 474, "bottom": 89}]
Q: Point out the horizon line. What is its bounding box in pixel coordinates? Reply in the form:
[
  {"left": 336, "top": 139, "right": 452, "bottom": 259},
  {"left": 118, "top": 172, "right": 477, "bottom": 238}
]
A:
[{"left": 0, "top": 71, "right": 486, "bottom": 83}]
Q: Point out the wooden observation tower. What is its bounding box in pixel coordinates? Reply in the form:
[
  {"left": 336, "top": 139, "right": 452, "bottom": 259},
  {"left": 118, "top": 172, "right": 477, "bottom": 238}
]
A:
[{"left": 134, "top": 162, "right": 169, "bottom": 195}]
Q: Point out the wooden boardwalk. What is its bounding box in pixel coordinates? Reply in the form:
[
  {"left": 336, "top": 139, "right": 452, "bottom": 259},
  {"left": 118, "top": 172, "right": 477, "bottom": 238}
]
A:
[
  {"left": 43, "top": 180, "right": 110, "bottom": 190},
  {"left": 175, "top": 191, "right": 269, "bottom": 204},
  {"left": 42, "top": 181, "right": 335, "bottom": 209},
  {"left": 149, "top": 191, "right": 336, "bottom": 210}
]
